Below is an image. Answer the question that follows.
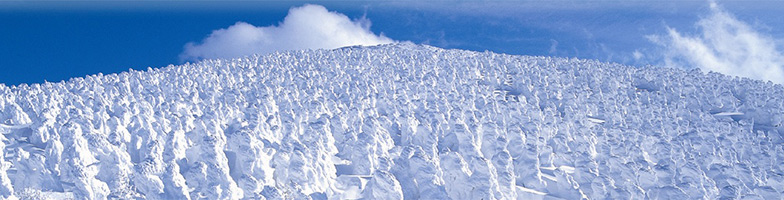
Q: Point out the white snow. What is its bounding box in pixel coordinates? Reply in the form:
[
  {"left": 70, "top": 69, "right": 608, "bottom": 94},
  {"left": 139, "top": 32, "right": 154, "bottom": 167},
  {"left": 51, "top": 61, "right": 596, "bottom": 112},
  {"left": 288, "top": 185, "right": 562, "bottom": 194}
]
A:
[
  {"left": 0, "top": 43, "right": 783, "bottom": 199},
  {"left": 712, "top": 112, "right": 744, "bottom": 116}
]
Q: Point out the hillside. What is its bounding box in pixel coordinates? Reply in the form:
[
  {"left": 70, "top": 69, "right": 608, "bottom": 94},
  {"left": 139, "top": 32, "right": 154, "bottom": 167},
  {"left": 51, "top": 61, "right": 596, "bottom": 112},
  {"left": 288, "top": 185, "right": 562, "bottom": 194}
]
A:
[{"left": 0, "top": 44, "right": 782, "bottom": 199}]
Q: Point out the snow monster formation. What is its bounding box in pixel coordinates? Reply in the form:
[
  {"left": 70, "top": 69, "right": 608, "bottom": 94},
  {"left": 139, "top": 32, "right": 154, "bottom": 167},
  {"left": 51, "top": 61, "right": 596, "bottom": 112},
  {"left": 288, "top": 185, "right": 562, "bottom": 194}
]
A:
[{"left": 0, "top": 44, "right": 783, "bottom": 199}]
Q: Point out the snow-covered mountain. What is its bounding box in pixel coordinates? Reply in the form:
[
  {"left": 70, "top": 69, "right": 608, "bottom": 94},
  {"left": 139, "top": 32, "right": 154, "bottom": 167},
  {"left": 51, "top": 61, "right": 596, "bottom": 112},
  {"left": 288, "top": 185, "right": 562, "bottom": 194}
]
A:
[{"left": 0, "top": 44, "right": 782, "bottom": 199}]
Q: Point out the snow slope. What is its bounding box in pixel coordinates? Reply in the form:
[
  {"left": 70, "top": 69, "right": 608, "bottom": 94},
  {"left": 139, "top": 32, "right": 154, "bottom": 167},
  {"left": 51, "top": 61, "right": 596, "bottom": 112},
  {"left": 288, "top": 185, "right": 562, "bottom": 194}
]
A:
[{"left": 0, "top": 44, "right": 783, "bottom": 199}]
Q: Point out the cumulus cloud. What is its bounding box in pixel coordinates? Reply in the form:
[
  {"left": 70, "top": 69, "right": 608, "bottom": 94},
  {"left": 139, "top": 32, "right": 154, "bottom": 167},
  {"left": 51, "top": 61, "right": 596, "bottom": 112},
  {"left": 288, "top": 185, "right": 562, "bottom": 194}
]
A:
[
  {"left": 180, "top": 4, "right": 394, "bottom": 61},
  {"left": 649, "top": 2, "right": 784, "bottom": 84}
]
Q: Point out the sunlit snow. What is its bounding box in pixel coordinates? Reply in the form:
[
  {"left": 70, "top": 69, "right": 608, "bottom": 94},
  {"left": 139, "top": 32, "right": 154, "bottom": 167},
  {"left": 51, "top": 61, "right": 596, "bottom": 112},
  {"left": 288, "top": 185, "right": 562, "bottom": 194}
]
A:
[{"left": 0, "top": 44, "right": 782, "bottom": 199}]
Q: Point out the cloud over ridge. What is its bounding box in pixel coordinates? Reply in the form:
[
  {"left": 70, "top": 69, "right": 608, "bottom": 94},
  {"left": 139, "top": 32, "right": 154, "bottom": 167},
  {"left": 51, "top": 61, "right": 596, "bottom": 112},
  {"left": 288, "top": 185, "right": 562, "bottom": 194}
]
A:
[
  {"left": 650, "top": 2, "right": 784, "bottom": 84},
  {"left": 180, "top": 4, "right": 394, "bottom": 62}
]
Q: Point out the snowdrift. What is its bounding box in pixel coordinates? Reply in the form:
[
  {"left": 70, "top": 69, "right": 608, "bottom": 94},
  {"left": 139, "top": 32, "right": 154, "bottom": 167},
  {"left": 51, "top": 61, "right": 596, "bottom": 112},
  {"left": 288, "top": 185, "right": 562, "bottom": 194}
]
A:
[{"left": 0, "top": 44, "right": 783, "bottom": 199}]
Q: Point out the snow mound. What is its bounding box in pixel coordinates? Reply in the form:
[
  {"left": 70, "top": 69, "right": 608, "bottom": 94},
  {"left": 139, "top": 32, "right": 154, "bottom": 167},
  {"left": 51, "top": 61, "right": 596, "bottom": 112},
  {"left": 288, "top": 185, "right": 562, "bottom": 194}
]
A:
[{"left": 1, "top": 44, "right": 783, "bottom": 199}]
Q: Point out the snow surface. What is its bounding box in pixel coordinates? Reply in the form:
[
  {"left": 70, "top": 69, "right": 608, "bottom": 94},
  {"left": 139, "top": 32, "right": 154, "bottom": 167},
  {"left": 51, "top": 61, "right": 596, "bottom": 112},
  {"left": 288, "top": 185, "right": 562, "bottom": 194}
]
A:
[{"left": 1, "top": 43, "right": 783, "bottom": 199}]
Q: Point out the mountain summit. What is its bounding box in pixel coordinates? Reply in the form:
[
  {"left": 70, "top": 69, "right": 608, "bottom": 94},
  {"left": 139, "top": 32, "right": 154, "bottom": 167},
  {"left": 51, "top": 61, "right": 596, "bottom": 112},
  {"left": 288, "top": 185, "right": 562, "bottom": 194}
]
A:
[{"left": 0, "top": 44, "right": 782, "bottom": 199}]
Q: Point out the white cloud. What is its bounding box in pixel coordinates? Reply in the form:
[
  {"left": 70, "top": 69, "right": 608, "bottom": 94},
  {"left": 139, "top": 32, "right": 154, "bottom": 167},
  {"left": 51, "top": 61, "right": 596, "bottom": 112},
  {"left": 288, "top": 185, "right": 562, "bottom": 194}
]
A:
[
  {"left": 180, "top": 4, "right": 394, "bottom": 62},
  {"left": 649, "top": 2, "right": 784, "bottom": 84},
  {"left": 632, "top": 50, "right": 643, "bottom": 61},
  {"left": 549, "top": 39, "right": 558, "bottom": 54}
]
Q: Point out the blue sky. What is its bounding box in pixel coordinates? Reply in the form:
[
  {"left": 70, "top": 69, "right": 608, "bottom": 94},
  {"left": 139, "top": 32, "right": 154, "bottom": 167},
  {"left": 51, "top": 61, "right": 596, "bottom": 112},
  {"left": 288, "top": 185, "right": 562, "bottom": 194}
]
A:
[{"left": 2, "top": 1, "right": 784, "bottom": 85}]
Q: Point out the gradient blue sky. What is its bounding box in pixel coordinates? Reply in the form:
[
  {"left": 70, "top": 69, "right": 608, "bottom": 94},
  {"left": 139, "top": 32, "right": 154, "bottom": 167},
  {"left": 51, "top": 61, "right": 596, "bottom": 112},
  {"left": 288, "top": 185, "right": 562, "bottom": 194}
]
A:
[{"left": 2, "top": 1, "right": 783, "bottom": 85}]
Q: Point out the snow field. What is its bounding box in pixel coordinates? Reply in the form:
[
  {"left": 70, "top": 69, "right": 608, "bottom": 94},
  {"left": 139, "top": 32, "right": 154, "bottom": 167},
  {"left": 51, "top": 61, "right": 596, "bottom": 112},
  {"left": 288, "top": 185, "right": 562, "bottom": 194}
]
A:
[{"left": 0, "top": 44, "right": 782, "bottom": 199}]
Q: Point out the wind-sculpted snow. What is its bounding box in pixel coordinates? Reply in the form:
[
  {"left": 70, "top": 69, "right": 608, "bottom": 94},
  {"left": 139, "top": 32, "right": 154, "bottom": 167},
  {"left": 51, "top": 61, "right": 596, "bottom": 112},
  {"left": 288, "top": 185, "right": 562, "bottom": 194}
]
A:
[{"left": 1, "top": 44, "right": 783, "bottom": 199}]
